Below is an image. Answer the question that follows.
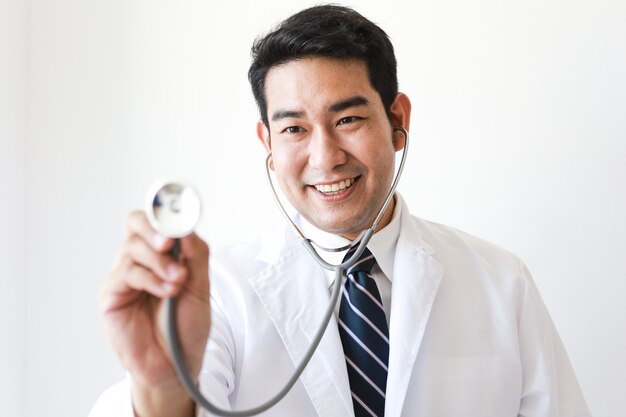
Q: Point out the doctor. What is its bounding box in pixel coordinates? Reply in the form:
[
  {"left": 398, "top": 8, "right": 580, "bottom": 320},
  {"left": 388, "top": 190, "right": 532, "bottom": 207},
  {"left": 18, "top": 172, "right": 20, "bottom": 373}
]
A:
[{"left": 92, "top": 5, "right": 591, "bottom": 417}]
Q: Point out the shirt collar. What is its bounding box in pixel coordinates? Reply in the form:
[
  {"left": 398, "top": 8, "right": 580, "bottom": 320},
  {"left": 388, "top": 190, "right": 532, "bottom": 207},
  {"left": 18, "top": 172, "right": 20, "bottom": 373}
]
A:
[{"left": 296, "top": 195, "right": 402, "bottom": 284}]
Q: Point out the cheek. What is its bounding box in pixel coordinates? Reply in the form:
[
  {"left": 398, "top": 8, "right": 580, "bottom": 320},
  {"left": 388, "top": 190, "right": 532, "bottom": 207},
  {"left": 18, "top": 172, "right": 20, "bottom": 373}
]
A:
[
  {"left": 272, "top": 149, "right": 303, "bottom": 185},
  {"left": 364, "top": 142, "right": 395, "bottom": 171},
  {"left": 371, "top": 153, "right": 397, "bottom": 188}
]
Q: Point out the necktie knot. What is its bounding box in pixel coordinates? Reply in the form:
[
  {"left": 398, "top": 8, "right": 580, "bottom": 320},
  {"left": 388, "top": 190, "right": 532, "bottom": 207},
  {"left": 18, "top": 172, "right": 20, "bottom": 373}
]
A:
[{"left": 343, "top": 246, "right": 376, "bottom": 276}]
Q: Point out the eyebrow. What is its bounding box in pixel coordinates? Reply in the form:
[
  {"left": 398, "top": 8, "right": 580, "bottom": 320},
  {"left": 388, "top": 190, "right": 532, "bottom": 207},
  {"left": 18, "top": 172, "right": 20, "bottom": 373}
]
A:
[
  {"left": 271, "top": 110, "right": 304, "bottom": 122},
  {"left": 270, "top": 95, "right": 370, "bottom": 123},
  {"left": 328, "top": 95, "right": 369, "bottom": 113}
]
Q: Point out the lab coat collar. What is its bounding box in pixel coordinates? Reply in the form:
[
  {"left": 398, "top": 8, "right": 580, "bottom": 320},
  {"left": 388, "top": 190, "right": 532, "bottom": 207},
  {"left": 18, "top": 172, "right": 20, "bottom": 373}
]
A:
[{"left": 250, "top": 194, "right": 443, "bottom": 417}]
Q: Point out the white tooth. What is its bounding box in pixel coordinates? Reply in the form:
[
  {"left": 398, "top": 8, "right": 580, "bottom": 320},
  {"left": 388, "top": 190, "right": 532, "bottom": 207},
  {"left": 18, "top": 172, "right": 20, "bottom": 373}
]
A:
[{"left": 316, "top": 179, "right": 356, "bottom": 193}]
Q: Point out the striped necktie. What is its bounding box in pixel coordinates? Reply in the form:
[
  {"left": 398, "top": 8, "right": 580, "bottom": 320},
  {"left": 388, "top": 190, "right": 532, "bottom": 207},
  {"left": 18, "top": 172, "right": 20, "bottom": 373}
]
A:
[{"left": 338, "top": 247, "right": 389, "bottom": 417}]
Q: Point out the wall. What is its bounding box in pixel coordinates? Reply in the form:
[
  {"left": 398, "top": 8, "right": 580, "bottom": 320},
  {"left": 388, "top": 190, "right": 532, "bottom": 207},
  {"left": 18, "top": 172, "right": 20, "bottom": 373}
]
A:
[
  {"left": 0, "top": 0, "right": 27, "bottom": 414},
  {"left": 11, "top": 0, "right": 626, "bottom": 416}
]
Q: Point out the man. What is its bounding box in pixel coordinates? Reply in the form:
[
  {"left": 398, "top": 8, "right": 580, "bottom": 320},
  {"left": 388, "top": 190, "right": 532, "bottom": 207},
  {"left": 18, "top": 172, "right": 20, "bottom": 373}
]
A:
[{"left": 91, "top": 5, "right": 591, "bottom": 417}]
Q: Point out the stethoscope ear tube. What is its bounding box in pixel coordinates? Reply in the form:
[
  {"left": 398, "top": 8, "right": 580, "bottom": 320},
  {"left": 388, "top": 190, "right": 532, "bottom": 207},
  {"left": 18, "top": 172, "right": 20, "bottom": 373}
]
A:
[{"left": 166, "top": 126, "right": 409, "bottom": 415}]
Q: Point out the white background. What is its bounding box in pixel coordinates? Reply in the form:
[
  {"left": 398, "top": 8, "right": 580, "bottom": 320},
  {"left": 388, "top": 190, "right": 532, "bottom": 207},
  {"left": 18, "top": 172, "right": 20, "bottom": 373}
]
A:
[{"left": 1, "top": 0, "right": 624, "bottom": 416}]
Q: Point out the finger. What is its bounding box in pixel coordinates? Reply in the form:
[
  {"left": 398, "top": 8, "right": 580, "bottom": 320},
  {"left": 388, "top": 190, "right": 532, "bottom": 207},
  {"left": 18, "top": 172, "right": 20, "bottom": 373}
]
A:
[
  {"left": 124, "top": 263, "right": 180, "bottom": 298},
  {"left": 125, "top": 210, "right": 175, "bottom": 253},
  {"left": 100, "top": 264, "right": 181, "bottom": 313},
  {"left": 125, "top": 235, "right": 187, "bottom": 284}
]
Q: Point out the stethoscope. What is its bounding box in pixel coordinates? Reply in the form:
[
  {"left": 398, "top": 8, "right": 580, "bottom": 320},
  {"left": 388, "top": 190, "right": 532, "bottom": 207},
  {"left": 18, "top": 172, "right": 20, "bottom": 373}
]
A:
[{"left": 146, "top": 126, "right": 409, "bottom": 416}]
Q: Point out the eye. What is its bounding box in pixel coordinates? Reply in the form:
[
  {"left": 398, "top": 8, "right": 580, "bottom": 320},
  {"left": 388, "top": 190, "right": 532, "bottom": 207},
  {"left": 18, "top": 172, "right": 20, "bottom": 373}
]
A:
[
  {"left": 281, "top": 126, "right": 305, "bottom": 134},
  {"left": 336, "top": 116, "right": 363, "bottom": 126}
]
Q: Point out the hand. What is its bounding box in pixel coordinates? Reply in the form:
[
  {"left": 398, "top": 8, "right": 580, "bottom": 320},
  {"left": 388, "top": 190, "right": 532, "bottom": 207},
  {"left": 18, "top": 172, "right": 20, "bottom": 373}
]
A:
[{"left": 100, "top": 211, "right": 211, "bottom": 417}]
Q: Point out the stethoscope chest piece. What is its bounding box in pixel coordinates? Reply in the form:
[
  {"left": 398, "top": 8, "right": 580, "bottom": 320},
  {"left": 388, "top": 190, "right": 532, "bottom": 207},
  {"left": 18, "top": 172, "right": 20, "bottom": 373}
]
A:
[{"left": 146, "top": 180, "right": 201, "bottom": 238}]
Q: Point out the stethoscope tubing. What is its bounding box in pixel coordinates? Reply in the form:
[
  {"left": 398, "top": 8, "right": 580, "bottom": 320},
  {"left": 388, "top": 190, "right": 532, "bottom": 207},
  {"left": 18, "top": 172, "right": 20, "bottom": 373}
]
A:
[{"left": 165, "top": 126, "right": 409, "bottom": 416}]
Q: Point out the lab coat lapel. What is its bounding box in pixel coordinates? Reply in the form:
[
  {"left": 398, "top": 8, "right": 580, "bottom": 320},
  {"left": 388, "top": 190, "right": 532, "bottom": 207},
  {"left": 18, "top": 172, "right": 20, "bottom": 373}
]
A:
[
  {"left": 249, "top": 229, "right": 353, "bottom": 417},
  {"left": 385, "top": 201, "right": 444, "bottom": 417}
]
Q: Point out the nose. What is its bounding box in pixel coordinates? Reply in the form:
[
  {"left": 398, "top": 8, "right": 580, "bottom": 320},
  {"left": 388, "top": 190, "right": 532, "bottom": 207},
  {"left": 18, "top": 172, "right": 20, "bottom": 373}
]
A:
[{"left": 308, "top": 128, "right": 347, "bottom": 172}]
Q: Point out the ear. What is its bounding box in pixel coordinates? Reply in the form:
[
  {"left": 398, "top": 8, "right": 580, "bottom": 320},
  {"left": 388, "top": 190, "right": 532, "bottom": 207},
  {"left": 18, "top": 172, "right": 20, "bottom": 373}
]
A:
[
  {"left": 256, "top": 119, "right": 271, "bottom": 152},
  {"left": 256, "top": 119, "right": 274, "bottom": 170},
  {"left": 389, "top": 93, "right": 412, "bottom": 151}
]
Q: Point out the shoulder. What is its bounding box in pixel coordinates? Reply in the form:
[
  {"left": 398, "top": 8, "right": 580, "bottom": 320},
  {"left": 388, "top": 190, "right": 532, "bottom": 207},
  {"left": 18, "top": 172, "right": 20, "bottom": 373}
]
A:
[
  {"left": 395, "top": 195, "right": 524, "bottom": 274},
  {"left": 405, "top": 214, "right": 530, "bottom": 290},
  {"left": 207, "top": 224, "right": 301, "bottom": 297},
  {"left": 403, "top": 214, "right": 540, "bottom": 326},
  {"left": 414, "top": 216, "right": 522, "bottom": 265},
  {"left": 210, "top": 234, "right": 265, "bottom": 279},
  {"left": 210, "top": 223, "right": 295, "bottom": 276}
]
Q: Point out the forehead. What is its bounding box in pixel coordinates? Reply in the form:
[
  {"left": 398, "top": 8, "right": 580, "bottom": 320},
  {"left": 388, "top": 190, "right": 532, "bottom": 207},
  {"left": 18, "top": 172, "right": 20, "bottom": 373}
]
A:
[{"left": 264, "top": 57, "right": 380, "bottom": 113}]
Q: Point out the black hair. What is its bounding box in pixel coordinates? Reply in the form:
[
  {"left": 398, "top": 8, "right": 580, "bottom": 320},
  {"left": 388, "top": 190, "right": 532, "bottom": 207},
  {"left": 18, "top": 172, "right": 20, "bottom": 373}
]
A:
[{"left": 248, "top": 4, "right": 398, "bottom": 128}]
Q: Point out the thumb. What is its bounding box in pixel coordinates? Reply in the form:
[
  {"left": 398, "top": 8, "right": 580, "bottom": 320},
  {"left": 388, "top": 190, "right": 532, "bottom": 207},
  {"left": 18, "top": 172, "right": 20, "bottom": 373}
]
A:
[
  {"left": 177, "top": 232, "right": 210, "bottom": 296},
  {"left": 178, "top": 232, "right": 209, "bottom": 264}
]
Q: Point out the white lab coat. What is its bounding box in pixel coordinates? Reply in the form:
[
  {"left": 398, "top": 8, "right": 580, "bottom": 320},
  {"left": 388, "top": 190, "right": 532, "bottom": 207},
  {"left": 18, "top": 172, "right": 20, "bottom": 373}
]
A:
[{"left": 90, "top": 196, "right": 591, "bottom": 416}]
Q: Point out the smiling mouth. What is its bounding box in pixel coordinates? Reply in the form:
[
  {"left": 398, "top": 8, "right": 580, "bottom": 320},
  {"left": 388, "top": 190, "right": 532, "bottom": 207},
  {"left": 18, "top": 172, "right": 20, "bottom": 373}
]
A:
[{"left": 313, "top": 177, "right": 357, "bottom": 194}]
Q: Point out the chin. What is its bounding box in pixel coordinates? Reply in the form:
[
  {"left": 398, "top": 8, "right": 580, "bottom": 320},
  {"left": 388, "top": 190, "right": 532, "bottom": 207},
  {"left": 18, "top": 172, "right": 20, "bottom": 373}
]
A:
[{"left": 314, "top": 217, "right": 368, "bottom": 238}]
